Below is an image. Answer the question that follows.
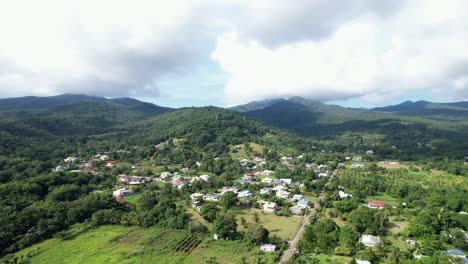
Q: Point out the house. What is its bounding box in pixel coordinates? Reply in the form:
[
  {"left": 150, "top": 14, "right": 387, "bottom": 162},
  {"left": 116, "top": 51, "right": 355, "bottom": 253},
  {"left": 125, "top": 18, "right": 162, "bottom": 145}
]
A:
[
  {"left": 297, "top": 199, "right": 309, "bottom": 208},
  {"left": 199, "top": 174, "right": 210, "bottom": 182},
  {"left": 280, "top": 178, "right": 292, "bottom": 185},
  {"left": 160, "top": 171, "right": 172, "bottom": 179},
  {"left": 155, "top": 143, "right": 164, "bottom": 149},
  {"left": 64, "top": 157, "right": 77, "bottom": 163},
  {"left": 240, "top": 159, "right": 251, "bottom": 166},
  {"left": 106, "top": 163, "right": 114, "bottom": 168},
  {"left": 273, "top": 185, "right": 286, "bottom": 192},
  {"left": 172, "top": 179, "right": 185, "bottom": 189},
  {"left": 366, "top": 150, "right": 374, "bottom": 154},
  {"left": 221, "top": 186, "right": 239, "bottom": 194},
  {"left": 276, "top": 190, "right": 291, "bottom": 199},
  {"left": 291, "top": 194, "right": 304, "bottom": 202},
  {"left": 356, "top": 260, "right": 371, "bottom": 264},
  {"left": 261, "top": 201, "right": 277, "bottom": 213},
  {"left": 190, "top": 193, "right": 204, "bottom": 201},
  {"left": 273, "top": 179, "right": 284, "bottom": 186},
  {"left": 351, "top": 162, "right": 365, "bottom": 168},
  {"left": 233, "top": 145, "right": 242, "bottom": 150},
  {"left": 260, "top": 244, "right": 276, "bottom": 252},
  {"left": 112, "top": 188, "right": 128, "bottom": 197},
  {"left": 445, "top": 249, "right": 466, "bottom": 259},
  {"left": 261, "top": 177, "right": 273, "bottom": 184},
  {"left": 290, "top": 205, "right": 304, "bottom": 215},
  {"left": 100, "top": 155, "right": 110, "bottom": 161},
  {"left": 406, "top": 239, "right": 419, "bottom": 247},
  {"left": 243, "top": 174, "right": 253, "bottom": 182},
  {"left": 237, "top": 190, "right": 252, "bottom": 199},
  {"left": 83, "top": 161, "right": 96, "bottom": 168},
  {"left": 318, "top": 172, "right": 329, "bottom": 177},
  {"left": 254, "top": 157, "right": 264, "bottom": 162},
  {"left": 203, "top": 194, "right": 220, "bottom": 202},
  {"left": 181, "top": 167, "right": 190, "bottom": 173},
  {"left": 368, "top": 201, "right": 385, "bottom": 209},
  {"left": 260, "top": 170, "right": 274, "bottom": 176},
  {"left": 258, "top": 161, "right": 267, "bottom": 166},
  {"left": 287, "top": 164, "right": 296, "bottom": 169},
  {"left": 260, "top": 187, "right": 274, "bottom": 195},
  {"left": 196, "top": 161, "right": 202, "bottom": 167},
  {"left": 360, "top": 235, "right": 382, "bottom": 247},
  {"left": 191, "top": 201, "right": 202, "bottom": 208},
  {"left": 55, "top": 166, "right": 65, "bottom": 172},
  {"left": 339, "top": 190, "right": 352, "bottom": 199}
]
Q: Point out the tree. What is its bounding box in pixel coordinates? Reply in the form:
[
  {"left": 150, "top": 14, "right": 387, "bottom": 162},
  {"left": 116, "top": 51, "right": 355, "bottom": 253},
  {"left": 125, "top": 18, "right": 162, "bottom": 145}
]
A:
[
  {"left": 244, "top": 225, "right": 269, "bottom": 245},
  {"left": 213, "top": 212, "right": 238, "bottom": 240},
  {"left": 200, "top": 203, "right": 219, "bottom": 222},
  {"left": 253, "top": 212, "right": 260, "bottom": 223},
  {"left": 220, "top": 191, "right": 238, "bottom": 209},
  {"left": 302, "top": 219, "right": 340, "bottom": 253}
]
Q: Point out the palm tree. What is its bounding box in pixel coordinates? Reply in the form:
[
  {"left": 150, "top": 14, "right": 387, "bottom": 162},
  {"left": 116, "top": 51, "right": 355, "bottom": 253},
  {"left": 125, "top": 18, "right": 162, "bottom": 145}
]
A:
[{"left": 388, "top": 246, "right": 403, "bottom": 264}]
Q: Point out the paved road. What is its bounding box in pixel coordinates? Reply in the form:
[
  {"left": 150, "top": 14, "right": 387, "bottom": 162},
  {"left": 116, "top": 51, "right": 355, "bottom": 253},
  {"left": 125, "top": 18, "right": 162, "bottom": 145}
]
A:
[{"left": 278, "top": 168, "right": 339, "bottom": 264}]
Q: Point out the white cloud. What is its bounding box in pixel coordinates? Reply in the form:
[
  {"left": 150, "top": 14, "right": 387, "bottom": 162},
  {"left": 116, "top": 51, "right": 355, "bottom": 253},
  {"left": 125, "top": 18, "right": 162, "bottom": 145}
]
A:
[
  {"left": 0, "top": 0, "right": 208, "bottom": 98},
  {"left": 0, "top": 0, "right": 468, "bottom": 106},
  {"left": 213, "top": 0, "right": 468, "bottom": 106}
]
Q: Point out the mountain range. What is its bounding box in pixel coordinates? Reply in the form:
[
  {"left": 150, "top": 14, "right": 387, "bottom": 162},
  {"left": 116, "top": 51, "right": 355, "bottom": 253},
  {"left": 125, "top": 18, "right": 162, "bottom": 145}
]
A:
[{"left": 2, "top": 94, "right": 468, "bottom": 159}]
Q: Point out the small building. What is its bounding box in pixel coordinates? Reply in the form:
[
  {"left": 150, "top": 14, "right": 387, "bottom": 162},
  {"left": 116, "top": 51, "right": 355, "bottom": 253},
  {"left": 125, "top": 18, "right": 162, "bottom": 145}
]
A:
[
  {"left": 445, "top": 249, "right": 466, "bottom": 259},
  {"left": 276, "top": 190, "right": 291, "bottom": 199},
  {"left": 190, "top": 193, "right": 204, "bottom": 201},
  {"left": 221, "top": 186, "right": 239, "bottom": 194},
  {"left": 260, "top": 187, "right": 274, "bottom": 195},
  {"left": 160, "top": 171, "right": 173, "bottom": 179},
  {"left": 260, "top": 170, "right": 274, "bottom": 176},
  {"left": 291, "top": 194, "right": 304, "bottom": 202},
  {"left": 55, "top": 166, "right": 65, "bottom": 172},
  {"left": 261, "top": 177, "right": 274, "bottom": 184},
  {"left": 280, "top": 178, "right": 292, "bottom": 185},
  {"left": 261, "top": 201, "right": 278, "bottom": 213},
  {"left": 240, "top": 159, "right": 251, "bottom": 166},
  {"left": 339, "top": 190, "right": 352, "bottom": 199},
  {"left": 199, "top": 174, "right": 210, "bottom": 182},
  {"left": 318, "top": 172, "right": 329, "bottom": 177},
  {"left": 297, "top": 199, "right": 309, "bottom": 208},
  {"left": 64, "top": 157, "right": 77, "bottom": 163},
  {"left": 356, "top": 260, "right": 371, "bottom": 264},
  {"left": 112, "top": 188, "right": 128, "bottom": 197},
  {"left": 237, "top": 190, "right": 252, "bottom": 199},
  {"left": 351, "top": 162, "right": 365, "bottom": 168},
  {"left": 191, "top": 201, "right": 202, "bottom": 208},
  {"left": 203, "top": 194, "right": 220, "bottom": 202},
  {"left": 368, "top": 201, "right": 385, "bottom": 209},
  {"left": 260, "top": 244, "right": 276, "bottom": 252},
  {"left": 289, "top": 205, "right": 304, "bottom": 215},
  {"left": 360, "top": 235, "right": 381, "bottom": 247}
]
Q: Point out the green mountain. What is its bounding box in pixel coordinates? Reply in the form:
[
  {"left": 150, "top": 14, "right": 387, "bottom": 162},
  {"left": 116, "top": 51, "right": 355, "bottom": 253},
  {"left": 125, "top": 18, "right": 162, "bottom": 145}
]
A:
[
  {"left": 233, "top": 97, "right": 468, "bottom": 159},
  {"left": 0, "top": 94, "right": 107, "bottom": 111}
]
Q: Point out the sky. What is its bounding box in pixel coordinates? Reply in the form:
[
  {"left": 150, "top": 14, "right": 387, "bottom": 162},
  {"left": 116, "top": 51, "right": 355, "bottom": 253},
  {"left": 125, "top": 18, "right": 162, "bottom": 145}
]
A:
[{"left": 0, "top": 0, "right": 468, "bottom": 108}]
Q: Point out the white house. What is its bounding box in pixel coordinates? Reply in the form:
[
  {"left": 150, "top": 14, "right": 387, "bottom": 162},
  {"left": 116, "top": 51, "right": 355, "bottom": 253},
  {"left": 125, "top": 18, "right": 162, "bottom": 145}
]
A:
[
  {"left": 273, "top": 185, "right": 286, "bottom": 192},
  {"left": 64, "top": 157, "right": 77, "bottom": 163},
  {"left": 190, "top": 193, "right": 204, "bottom": 201},
  {"left": 291, "top": 194, "right": 304, "bottom": 202},
  {"left": 351, "top": 162, "right": 365, "bottom": 168},
  {"left": 260, "top": 244, "right": 276, "bottom": 252},
  {"left": 260, "top": 187, "right": 274, "bottom": 195},
  {"left": 261, "top": 201, "right": 277, "bottom": 213},
  {"left": 318, "top": 172, "right": 329, "bottom": 177},
  {"left": 339, "top": 190, "right": 352, "bottom": 199},
  {"left": 240, "top": 159, "right": 251, "bottom": 166},
  {"left": 261, "top": 177, "right": 274, "bottom": 184},
  {"left": 276, "top": 190, "right": 291, "bottom": 199},
  {"left": 55, "top": 166, "right": 65, "bottom": 172},
  {"left": 356, "top": 260, "right": 371, "bottom": 264},
  {"left": 203, "top": 194, "right": 220, "bottom": 201},
  {"left": 360, "top": 235, "right": 381, "bottom": 247},
  {"left": 237, "top": 190, "right": 252, "bottom": 199},
  {"left": 112, "top": 188, "right": 128, "bottom": 197},
  {"left": 280, "top": 178, "right": 292, "bottom": 185},
  {"left": 100, "top": 155, "right": 110, "bottom": 161},
  {"left": 260, "top": 170, "right": 274, "bottom": 176},
  {"left": 289, "top": 205, "right": 304, "bottom": 215},
  {"left": 199, "top": 174, "right": 210, "bottom": 182},
  {"left": 160, "top": 171, "right": 172, "bottom": 179}
]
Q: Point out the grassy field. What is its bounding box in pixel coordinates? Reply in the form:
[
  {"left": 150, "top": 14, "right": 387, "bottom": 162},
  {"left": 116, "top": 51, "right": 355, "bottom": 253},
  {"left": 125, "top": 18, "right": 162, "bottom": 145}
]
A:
[
  {"left": 235, "top": 208, "right": 302, "bottom": 240},
  {"left": 123, "top": 193, "right": 144, "bottom": 206},
  {"left": 14, "top": 224, "right": 277, "bottom": 264},
  {"left": 230, "top": 142, "right": 264, "bottom": 160}
]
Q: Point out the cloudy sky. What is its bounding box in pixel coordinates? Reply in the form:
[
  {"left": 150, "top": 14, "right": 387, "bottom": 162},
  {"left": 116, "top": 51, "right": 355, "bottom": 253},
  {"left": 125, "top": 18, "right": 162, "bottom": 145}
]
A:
[{"left": 1, "top": 0, "right": 467, "bottom": 107}]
